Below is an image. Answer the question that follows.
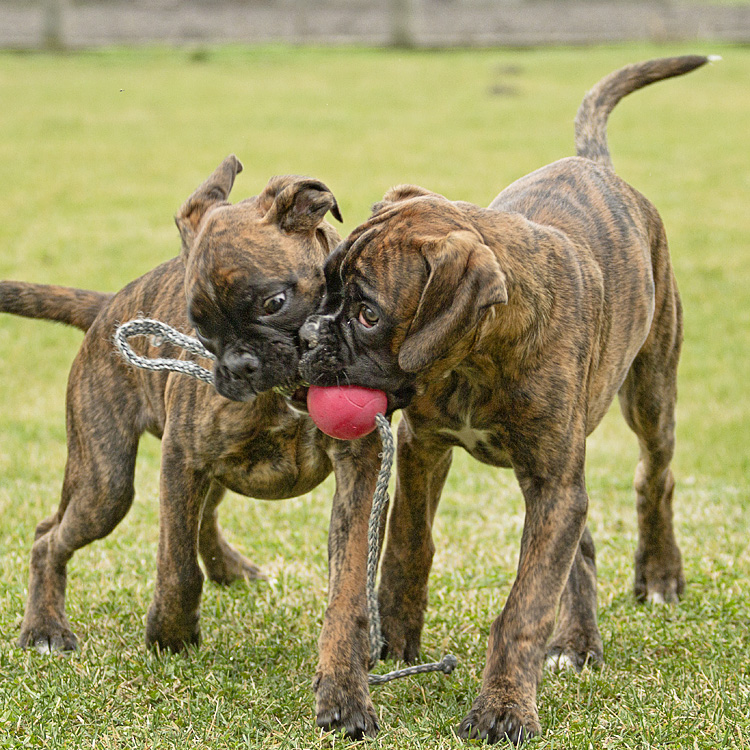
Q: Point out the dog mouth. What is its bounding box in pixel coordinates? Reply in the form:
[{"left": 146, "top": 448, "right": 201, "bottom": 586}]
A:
[
  {"left": 290, "top": 372, "right": 415, "bottom": 417},
  {"left": 273, "top": 380, "right": 310, "bottom": 409},
  {"left": 299, "top": 351, "right": 417, "bottom": 415}
]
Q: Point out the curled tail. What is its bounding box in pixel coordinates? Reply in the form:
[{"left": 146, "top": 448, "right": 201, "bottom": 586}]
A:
[
  {"left": 0, "top": 281, "right": 112, "bottom": 332},
  {"left": 575, "top": 55, "right": 716, "bottom": 169}
]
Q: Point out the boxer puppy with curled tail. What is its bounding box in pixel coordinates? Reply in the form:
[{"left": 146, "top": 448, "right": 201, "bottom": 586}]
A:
[{"left": 299, "top": 56, "right": 714, "bottom": 743}]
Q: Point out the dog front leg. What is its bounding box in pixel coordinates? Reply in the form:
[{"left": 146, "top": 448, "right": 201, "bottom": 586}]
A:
[
  {"left": 378, "top": 419, "right": 452, "bottom": 661},
  {"left": 146, "top": 429, "right": 210, "bottom": 652},
  {"left": 314, "top": 433, "right": 381, "bottom": 739},
  {"left": 458, "top": 475, "right": 588, "bottom": 745}
]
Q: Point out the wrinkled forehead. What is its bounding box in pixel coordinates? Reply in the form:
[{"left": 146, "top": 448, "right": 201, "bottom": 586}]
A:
[
  {"left": 196, "top": 199, "right": 263, "bottom": 250},
  {"left": 193, "top": 199, "right": 313, "bottom": 275},
  {"left": 186, "top": 199, "right": 323, "bottom": 305},
  {"left": 322, "top": 221, "right": 427, "bottom": 310},
  {"left": 339, "top": 198, "right": 456, "bottom": 268},
  {"left": 323, "top": 226, "right": 384, "bottom": 293},
  {"left": 338, "top": 195, "right": 461, "bottom": 267}
]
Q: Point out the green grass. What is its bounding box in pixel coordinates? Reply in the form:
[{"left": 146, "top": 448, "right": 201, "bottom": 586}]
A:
[{"left": 0, "top": 44, "right": 748, "bottom": 749}]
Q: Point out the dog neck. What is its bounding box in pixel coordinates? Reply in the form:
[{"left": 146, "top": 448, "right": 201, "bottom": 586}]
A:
[{"left": 471, "top": 211, "right": 557, "bottom": 372}]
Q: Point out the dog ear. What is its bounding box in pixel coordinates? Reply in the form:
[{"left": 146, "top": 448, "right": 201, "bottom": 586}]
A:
[
  {"left": 262, "top": 177, "right": 343, "bottom": 233},
  {"left": 372, "top": 184, "right": 442, "bottom": 214},
  {"left": 398, "top": 230, "right": 508, "bottom": 373},
  {"left": 175, "top": 155, "right": 243, "bottom": 255}
]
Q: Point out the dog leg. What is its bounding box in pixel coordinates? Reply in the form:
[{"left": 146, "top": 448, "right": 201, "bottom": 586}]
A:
[
  {"left": 619, "top": 265, "right": 684, "bottom": 604},
  {"left": 378, "top": 420, "right": 452, "bottom": 662},
  {"left": 146, "top": 426, "right": 210, "bottom": 652},
  {"left": 546, "top": 526, "right": 603, "bottom": 671},
  {"left": 198, "top": 481, "right": 265, "bottom": 584},
  {"left": 19, "top": 362, "right": 140, "bottom": 652},
  {"left": 458, "top": 472, "right": 588, "bottom": 745},
  {"left": 314, "top": 433, "right": 382, "bottom": 739}
]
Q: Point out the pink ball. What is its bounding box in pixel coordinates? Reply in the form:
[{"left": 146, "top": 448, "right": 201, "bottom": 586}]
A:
[{"left": 306, "top": 385, "right": 388, "bottom": 440}]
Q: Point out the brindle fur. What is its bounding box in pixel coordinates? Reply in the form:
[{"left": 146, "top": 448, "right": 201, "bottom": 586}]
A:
[
  {"left": 1, "top": 156, "right": 384, "bottom": 736},
  {"left": 298, "top": 57, "right": 710, "bottom": 743}
]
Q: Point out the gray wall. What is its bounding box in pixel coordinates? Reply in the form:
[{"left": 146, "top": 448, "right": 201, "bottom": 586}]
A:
[{"left": 4, "top": 1, "right": 750, "bottom": 49}]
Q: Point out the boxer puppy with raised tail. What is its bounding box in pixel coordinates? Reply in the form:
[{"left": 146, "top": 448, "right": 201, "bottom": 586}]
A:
[
  {"left": 1, "top": 157, "right": 386, "bottom": 736},
  {"left": 299, "top": 56, "right": 715, "bottom": 743}
]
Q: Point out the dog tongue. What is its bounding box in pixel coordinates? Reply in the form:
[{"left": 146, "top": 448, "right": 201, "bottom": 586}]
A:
[{"left": 306, "top": 385, "right": 388, "bottom": 440}]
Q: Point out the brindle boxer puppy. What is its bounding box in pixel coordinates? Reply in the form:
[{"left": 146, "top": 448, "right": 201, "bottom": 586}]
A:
[
  {"left": 1, "top": 157, "right": 383, "bottom": 734},
  {"left": 299, "top": 57, "right": 712, "bottom": 743}
]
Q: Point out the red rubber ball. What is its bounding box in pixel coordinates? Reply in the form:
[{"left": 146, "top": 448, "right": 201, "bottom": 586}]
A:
[{"left": 307, "top": 385, "right": 388, "bottom": 440}]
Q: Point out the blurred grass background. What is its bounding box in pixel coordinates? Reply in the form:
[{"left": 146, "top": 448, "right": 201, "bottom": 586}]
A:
[{"left": 0, "top": 44, "right": 748, "bottom": 748}]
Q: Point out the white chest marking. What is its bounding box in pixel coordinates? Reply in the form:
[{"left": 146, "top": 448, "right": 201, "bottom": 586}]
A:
[{"left": 439, "top": 422, "right": 494, "bottom": 452}]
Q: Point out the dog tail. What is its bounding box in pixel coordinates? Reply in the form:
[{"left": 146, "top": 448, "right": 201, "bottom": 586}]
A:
[
  {"left": 575, "top": 55, "right": 717, "bottom": 169},
  {"left": 0, "top": 281, "right": 112, "bottom": 331}
]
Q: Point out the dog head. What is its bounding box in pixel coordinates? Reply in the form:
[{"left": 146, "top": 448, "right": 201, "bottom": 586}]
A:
[
  {"left": 176, "top": 155, "right": 342, "bottom": 402},
  {"left": 298, "top": 186, "right": 507, "bottom": 412}
]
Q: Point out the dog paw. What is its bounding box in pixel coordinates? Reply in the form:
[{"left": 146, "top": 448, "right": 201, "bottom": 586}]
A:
[
  {"left": 203, "top": 548, "right": 266, "bottom": 586},
  {"left": 18, "top": 621, "right": 78, "bottom": 653},
  {"left": 545, "top": 645, "right": 603, "bottom": 673},
  {"left": 378, "top": 610, "right": 423, "bottom": 663},
  {"left": 636, "top": 575, "right": 684, "bottom": 605},
  {"left": 545, "top": 630, "right": 604, "bottom": 673},
  {"left": 313, "top": 671, "right": 379, "bottom": 740},
  {"left": 634, "top": 563, "right": 685, "bottom": 605},
  {"left": 457, "top": 693, "right": 540, "bottom": 746},
  {"left": 145, "top": 605, "right": 200, "bottom": 653}
]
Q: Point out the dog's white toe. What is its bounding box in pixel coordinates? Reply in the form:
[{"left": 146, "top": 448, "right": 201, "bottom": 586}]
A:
[
  {"left": 545, "top": 652, "right": 576, "bottom": 673},
  {"left": 647, "top": 590, "right": 666, "bottom": 605}
]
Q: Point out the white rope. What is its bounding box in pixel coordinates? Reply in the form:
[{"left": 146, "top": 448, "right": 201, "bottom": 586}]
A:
[
  {"left": 113, "top": 318, "right": 215, "bottom": 384},
  {"left": 113, "top": 317, "right": 457, "bottom": 685}
]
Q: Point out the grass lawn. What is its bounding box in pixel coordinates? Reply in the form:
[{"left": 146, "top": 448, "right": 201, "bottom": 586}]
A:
[{"left": 0, "top": 43, "right": 748, "bottom": 749}]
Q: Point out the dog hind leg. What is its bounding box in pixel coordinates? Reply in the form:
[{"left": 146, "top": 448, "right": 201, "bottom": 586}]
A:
[
  {"left": 198, "top": 481, "right": 265, "bottom": 584},
  {"left": 546, "top": 525, "right": 604, "bottom": 671},
  {"left": 378, "top": 424, "right": 453, "bottom": 662},
  {"left": 18, "top": 375, "right": 140, "bottom": 652},
  {"left": 618, "top": 250, "right": 684, "bottom": 604}
]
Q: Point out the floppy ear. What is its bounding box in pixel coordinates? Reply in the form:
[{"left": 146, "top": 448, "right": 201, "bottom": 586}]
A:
[
  {"left": 175, "top": 155, "right": 243, "bottom": 256},
  {"left": 398, "top": 230, "right": 508, "bottom": 373},
  {"left": 262, "top": 177, "right": 343, "bottom": 233}
]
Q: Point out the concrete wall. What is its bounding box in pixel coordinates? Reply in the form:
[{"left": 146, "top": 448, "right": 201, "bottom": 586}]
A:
[{"left": 3, "top": 0, "right": 750, "bottom": 49}]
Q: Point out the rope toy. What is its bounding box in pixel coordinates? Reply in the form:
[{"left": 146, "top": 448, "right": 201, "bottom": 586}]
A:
[
  {"left": 114, "top": 318, "right": 215, "bottom": 383},
  {"left": 114, "top": 318, "right": 457, "bottom": 685},
  {"left": 366, "top": 414, "right": 457, "bottom": 684}
]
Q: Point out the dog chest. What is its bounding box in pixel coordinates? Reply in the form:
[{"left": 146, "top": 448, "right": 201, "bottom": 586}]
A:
[
  {"left": 438, "top": 422, "right": 513, "bottom": 468},
  {"left": 208, "top": 420, "right": 332, "bottom": 500}
]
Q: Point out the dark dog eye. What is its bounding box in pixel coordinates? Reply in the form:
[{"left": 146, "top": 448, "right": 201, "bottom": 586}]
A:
[
  {"left": 358, "top": 304, "right": 379, "bottom": 329},
  {"left": 263, "top": 291, "right": 287, "bottom": 315}
]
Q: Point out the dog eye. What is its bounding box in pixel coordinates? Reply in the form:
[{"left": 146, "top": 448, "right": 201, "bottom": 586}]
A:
[
  {"left": 358, "top": 304, "right": 379, "bottom": 329},
  {"left": 263, "top": 291, "right": 287, "bottom": 315}
]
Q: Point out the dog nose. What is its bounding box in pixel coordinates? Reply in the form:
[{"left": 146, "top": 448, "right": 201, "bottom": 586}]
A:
[
  {"left": 224, "top": 351, "right": 260, "bottom": 378},
  {"left": 300, "top": 316, "right": 321, "bottom": 349}
]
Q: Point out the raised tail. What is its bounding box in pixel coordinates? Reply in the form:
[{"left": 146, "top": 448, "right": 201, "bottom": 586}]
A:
[
  {"left": 575, "top": 55, "right": 716, "bottom": 169},
  {"left": 0, "top": 281, "right": 112, "bottom": 332}
]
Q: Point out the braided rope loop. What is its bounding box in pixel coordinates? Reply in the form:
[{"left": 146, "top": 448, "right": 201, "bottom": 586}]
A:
[{"left": 113, "top": 318, "right": 215, "bottom": 385}]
